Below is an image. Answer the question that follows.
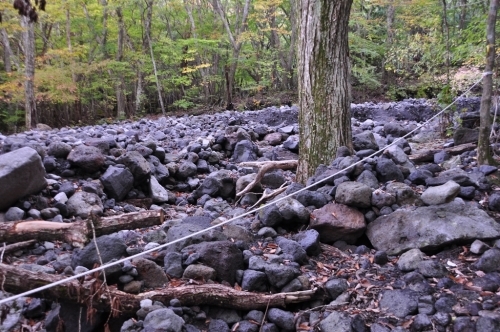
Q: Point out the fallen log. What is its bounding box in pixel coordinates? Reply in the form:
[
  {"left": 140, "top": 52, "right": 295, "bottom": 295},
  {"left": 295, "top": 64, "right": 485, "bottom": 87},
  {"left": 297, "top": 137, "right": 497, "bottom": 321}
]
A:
[
  {"left": 409, "top": 142, "right": 477, "bottom": 162},
  {"left": 0, "top": 263, "right": 316, "bottom": 313},
  {"left": 0, "top": 210, "right": 164, "bottom": 247},
  {"left": 237, "top": 160, "right": 298, "bottom": 197}
]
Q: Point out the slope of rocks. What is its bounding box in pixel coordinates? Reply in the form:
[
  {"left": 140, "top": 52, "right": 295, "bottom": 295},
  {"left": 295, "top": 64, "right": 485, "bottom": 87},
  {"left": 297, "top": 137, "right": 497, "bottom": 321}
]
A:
[{"left": 0, "top": 98, "right": 499, "bottom": 332}]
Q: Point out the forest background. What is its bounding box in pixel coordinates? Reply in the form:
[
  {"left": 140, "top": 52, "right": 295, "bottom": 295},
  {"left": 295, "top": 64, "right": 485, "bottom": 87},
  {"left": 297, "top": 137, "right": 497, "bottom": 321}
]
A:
[{"left": 0, "top": 0, "right": 496, "bottom": 133}]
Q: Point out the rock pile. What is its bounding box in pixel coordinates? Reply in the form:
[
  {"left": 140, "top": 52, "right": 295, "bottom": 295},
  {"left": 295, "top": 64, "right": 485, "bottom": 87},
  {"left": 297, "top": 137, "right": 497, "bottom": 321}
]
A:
[{"left": 0, "top": 98, "right": 499, "bottom": 332}]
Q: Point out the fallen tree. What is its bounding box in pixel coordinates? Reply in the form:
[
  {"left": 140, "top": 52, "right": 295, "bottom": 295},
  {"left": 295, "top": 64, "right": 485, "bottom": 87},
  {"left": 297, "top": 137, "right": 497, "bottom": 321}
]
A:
[
  {"left": 0, "top": 263, "right": 316, "bottom": 314},
  {"left": 0, "top": 210, "right": 164, "bottom": 247},
  {"left": 236, "top": 160, "right": 298, "bottom": 197}
]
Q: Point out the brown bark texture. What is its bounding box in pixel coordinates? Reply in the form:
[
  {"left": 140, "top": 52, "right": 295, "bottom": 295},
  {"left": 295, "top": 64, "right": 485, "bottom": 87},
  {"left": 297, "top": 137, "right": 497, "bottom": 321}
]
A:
[
  {"left": 477, "top": 0, "right": 498, "bottom": 165},
  {"left": 0, "top": 263, "right": 315, "bottom": 314},
  {"left": 0, "top": 210, "right": 164, "bottom": 247},
  {"left": 296, "top": 0, "right": 354, "bottom": 184}
]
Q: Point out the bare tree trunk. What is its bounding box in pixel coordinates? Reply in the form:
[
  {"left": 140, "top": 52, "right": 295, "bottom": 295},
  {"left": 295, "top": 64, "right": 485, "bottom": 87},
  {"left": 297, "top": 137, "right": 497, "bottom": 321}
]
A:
[
  {"left": 100, "top": 0, "right": 108, "bottom": 58},
  {"left": 21, "top": 16, "right": 37, "bottom": 129},
  {"left": 296, "top": 0, "right": 354, "bottom": 184},
  {"left": 478, "top": 0, "right": 498, "bottom": 165},
  {"left": 212, "top": 0, "right": 251, "bottom": 109},
  {"left": 1, "top": 28, "right": 13, "bottom": 72},
  {"left": 115, "top": 6, "right": 126, "bottom": 119},
  {"left": 136, "top": 0, "right": 154, "bottom": 114},
  {"left": 459, "top": 0, "right": 468, "bottom": 30},
  {"left": 384, "top": 0, "right": 395, "bottom": 84}
]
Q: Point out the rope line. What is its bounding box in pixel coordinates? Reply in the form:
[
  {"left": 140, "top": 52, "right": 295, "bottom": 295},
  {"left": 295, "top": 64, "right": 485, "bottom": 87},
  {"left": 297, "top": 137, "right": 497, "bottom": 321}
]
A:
[{"left": 0, "top": 74, "right": 487, "bottom": 306}]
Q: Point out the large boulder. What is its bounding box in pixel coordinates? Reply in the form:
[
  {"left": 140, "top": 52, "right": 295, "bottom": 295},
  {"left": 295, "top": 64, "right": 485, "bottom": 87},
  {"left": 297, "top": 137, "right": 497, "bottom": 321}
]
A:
[
  {"left": 67, "top": 145, "right": 105, "bottom": 173},
  {"left": 0, "top": 147, "right": 47, "bottom": 211},
  {"left": 310, "top": 203, "right": 366, "bottom": 244},
  {"left": 366, "top": 198, "right": 500, "bottom": 255}
]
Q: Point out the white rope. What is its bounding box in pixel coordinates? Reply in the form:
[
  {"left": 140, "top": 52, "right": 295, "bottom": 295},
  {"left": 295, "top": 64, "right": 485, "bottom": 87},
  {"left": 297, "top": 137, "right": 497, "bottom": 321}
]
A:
[{"left": 0, "top": 74, "right": 486, "bottom": 306}]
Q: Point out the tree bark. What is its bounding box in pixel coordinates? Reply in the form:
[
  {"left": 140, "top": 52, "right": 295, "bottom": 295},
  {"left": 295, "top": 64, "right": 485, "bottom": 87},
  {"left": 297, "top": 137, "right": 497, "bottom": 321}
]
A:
[
  {"left": 212, "top": 0, "right": 251, "bottom": 109},
  {"left": 1, "top": 28, "right": 13, "bottom": 72},
  {"left": 0, "top": 263, "right": 315, "bottom": 313},
  {"left": 115, "top": 6, "right": 127, "bottom": 119},
  {"left": 296, "top": 0, "right": 354, "bottom": 184},
  {"left": 0, "top": 210, "right": 164, "bottom": 247},
  {"left": 478, "top": 0, "right": 498, "bottom": 165},
  {"left": 21, "top": 16, "right": 37, "bottom": 129}
]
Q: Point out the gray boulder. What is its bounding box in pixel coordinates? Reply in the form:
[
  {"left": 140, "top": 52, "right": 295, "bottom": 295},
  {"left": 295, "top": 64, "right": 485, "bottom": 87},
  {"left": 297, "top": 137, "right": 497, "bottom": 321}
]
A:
[
  {"left": 266, "top": 308, "right": 295, "bottom": 331},
  {"left": 294, "top": 229, "right": 321, "bottom": 256},
  {"left": 67, "top": 145, "right": 105, "bottom": 173},
  {"left": 379, "top": 289, "right": 419, "bottom": 318},
  {"left": 194, "top": 170, "right": 235, "bottom": 199},
  {"left": 47, "top": 141, "right": 72, "bottom": 158},
  {"left": 150, "top": 175, "right": 173, "bottom": 203},
  {"left": 453, "top": 127, "right": 479, "bottom": 145},
  {"left": 66, "top": 191, "right": 103, "bottom": 218},
  {"left": 182, "top": 264, "right": 217, "bottom": 281},
  {"left": 231, "top": 140, "right": 258, "bottom": 163},
  {"left": 275, "top": 197, "right": 309, "bottom": 225},
  {"left": 177, "top": 161, "right": 197, "bottom": 179},
  {"left": 181, "top": 241, "right": 243, "bottom": 285},
  {"left": 0, "top": 147, "right": 47, "bottom": 211},
  {"left": 420, "top": 180, "right": 460, "bottom": 205},
  {"left": 71, "top": 234, "right": 126, "bottom": 268},
  {"left": 356, "top": 170, "right": 379, "bottom": 189},
  {"left": 143, "top": 308, "right": 184, "bottom": 332},
  {"left": 375, "top": 158, "right": 404, "bottom": 183},
  {"left": 100, "top": 166, "right": 134, "bottom": 201},
  {"left": 367, "top": 198, "right": 500, "bottom": 255},
  {"left": 132, "top": 257, "right": 169, "bottom": 288},
  {"left": 165, "top": 223, "right": 227, "bottom": 253},
  {"left": 117, "top": 151, "right": 151, "bottom": 182},
  {"left": 386, "top": 182, "right": 422, "bottom": 206},
  {"left": 264, "top": 263, "right": 300, "bottom": 289},
  {"left": 242, "top": 270, "right": 268, "bottom": 292},
  {"left": 5, "top": 207, "right": 25, "bottom": 221},
  {"left": 275, "top": 236, "right": 308, "bottom": 264},
  {"left": 319, "top": 311, "right": 353, "bottom": 332},
  {"left": 353, "top": 131, "right": 379, "bottom": 151},
  {"left": 335, "top": 181, "right": 372, "bottom": 208}
]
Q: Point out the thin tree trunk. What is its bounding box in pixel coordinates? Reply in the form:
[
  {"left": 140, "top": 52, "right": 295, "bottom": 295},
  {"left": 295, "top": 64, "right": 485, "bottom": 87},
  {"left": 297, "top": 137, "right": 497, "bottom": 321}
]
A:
[
  {"left": 459, "top": 0, "right": 468, "bottom": 30},
  {"left": 115, "top": 6, "right": 126, "bottom": 119},
  {"left": 296, "top": 0, "right": 354, "bottom": 184},
  {"left": 100, "top": 0, "right": 108, "bottom": 58},
  {"left": 22, "top": 16, "right": 37, "bottom": 129},
  {"left": 1, "top": 28, "right": 13, "bottom": 72},
  {"left": 212, "top": 0, "right": 251, "bottom": 109},
  {"left": 148, "top": 39, "right": 166, "bottom": 115},
  {"left": 478, "top": 0, "right": 498, "bottom": 165}
]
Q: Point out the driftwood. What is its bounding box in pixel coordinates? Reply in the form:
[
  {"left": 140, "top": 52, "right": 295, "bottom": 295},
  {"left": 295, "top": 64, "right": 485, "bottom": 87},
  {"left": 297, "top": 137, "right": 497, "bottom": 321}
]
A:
[
  {"left": 0, "top": 263, "right": 316, "bottom": 313},
  {"left": 0, "top": 210, "right": 164, "bottom": 247},
  {"left": 237, "top": 160, "right": 298, "bottom": 197},
  {"left": 409, "top": 142, "right": 477, "bottom": 162}
]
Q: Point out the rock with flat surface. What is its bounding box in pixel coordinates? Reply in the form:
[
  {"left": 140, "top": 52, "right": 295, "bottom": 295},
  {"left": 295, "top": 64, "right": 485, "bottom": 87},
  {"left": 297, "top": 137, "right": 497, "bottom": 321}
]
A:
[
  {"left": 0, "top": 147, "right": 47, "bottom": 211},
  {"left": 367, "top": 198, "right": 500, "bottom": 255},
  {"left": 421, "top": 180, "right": 460, "bottom": 205}
]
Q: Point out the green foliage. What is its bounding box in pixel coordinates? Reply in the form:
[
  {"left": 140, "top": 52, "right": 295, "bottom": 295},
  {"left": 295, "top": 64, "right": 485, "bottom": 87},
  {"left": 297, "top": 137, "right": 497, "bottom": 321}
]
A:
[{"left": 0, "top": 0, "right": 498, "bottom": 130}]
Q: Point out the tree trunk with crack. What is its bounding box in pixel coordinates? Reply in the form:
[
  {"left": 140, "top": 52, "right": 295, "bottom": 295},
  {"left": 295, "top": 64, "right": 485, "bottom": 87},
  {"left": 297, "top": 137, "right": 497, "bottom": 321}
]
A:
[
  {"left": 0, "top": 263, "right": 315, "bottom": 314},
  {"left": 296, "top": 0, "right": 354, "bottom": 184}
]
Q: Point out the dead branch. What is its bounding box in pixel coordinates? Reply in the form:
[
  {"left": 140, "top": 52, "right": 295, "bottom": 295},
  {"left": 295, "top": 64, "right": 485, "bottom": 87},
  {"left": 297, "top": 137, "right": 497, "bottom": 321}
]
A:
[
  {"left": 409, "top": 142, "right": 477, "bottom": 162},
  {"left": 237, "top": 160, "right": 298, "bottom": 197},
  {"left": 0, "top": 263, "right": 315, "bottom": 313},
  {"left": 249, "top": 185, "right": 288, "bottom": 209},
  {"left": 0, "top": 210, "right": 164, "bottom": 247}
]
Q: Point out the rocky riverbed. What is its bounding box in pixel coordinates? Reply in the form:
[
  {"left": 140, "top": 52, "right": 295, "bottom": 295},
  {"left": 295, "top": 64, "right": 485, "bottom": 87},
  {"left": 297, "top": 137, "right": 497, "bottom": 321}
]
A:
[{"left": 0, "top": 98, "right": 500, "bottom": 332}]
